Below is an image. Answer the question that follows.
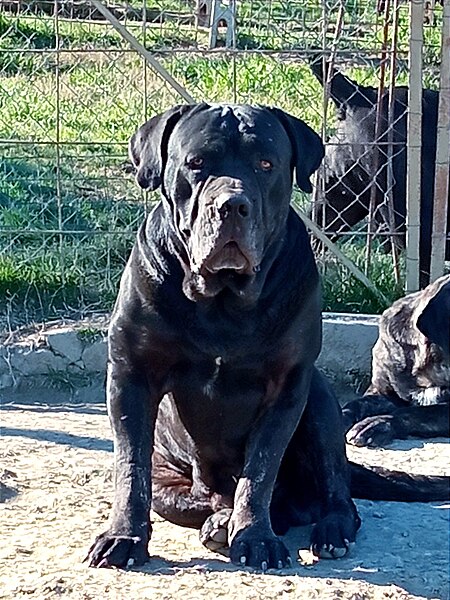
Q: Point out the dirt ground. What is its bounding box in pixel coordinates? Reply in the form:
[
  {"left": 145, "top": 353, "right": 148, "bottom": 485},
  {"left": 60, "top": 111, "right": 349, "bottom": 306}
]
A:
[{"left": 1, "top": 396, "right": 449, "bottom": 600}]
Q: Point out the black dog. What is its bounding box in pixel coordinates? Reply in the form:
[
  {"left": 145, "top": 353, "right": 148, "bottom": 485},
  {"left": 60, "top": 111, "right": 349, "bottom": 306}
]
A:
[
  {"left": 310, "top": 61, "right": 450, "bottom": 287},
  {"left": 86, "top": 104, "right": 448, "bottom": 571},
  {"left": 343, "top": 274, "right": 450, "bottom": 447}
]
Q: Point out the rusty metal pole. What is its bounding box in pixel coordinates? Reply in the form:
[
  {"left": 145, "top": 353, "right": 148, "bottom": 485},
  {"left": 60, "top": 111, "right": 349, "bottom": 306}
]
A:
[
  {"left": 385, "top": 0, "right": 401, "bottom": 285},
  {"left": 430, "top": 0, "right": 450, "bottom": 281},
  {"left": 312, "top": 1, "right": 345, "bottom": 245},
  {"left": 406, "top": 0, "right": 424, "bottom": 293}
]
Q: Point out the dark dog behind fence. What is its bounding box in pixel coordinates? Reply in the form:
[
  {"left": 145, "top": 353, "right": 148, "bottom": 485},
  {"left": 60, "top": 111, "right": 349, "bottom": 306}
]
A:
[{"left": 309, "top": 61, "right": 450, "bottom": 287}]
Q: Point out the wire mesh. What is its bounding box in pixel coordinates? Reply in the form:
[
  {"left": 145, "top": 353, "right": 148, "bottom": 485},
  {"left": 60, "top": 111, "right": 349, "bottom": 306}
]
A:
[{"left": 0, "top": 0, "right": 447, "bottom": 328}]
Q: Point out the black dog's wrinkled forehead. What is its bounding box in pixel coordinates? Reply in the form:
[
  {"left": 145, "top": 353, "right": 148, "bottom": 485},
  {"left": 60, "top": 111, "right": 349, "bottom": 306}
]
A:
[
  {"left": 170, "top": 103, "right": 291, "bottom": 156},
  {"left": 129, "top": 102, "right": 324, "bottom": 194}
]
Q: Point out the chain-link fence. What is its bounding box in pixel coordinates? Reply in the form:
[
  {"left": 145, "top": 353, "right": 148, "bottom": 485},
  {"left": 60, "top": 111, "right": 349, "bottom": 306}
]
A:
[{"left": 0, "top": 0, "right": 448, "bottom": 328}]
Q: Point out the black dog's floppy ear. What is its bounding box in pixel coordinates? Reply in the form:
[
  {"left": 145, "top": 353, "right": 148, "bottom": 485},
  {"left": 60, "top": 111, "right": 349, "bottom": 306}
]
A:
[
  {"left": 416, "top": 278, "right": 450, "bottom": 358},
  {"left": 269, "top": 107, "right": 324, "bottom": 193},
  {"left": 129, "top": 105, "right": 194, "bottom": 190}
]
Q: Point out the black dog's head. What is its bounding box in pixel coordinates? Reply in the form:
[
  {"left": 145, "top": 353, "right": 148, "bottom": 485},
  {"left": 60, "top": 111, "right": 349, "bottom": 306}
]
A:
[{"left": 130, "top": 103, "right": 323, "bottom": 300}]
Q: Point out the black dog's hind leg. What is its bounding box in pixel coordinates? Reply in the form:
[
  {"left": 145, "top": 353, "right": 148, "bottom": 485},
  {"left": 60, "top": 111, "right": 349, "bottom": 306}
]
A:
[
  {"left": 281, "top": 369, "right": 361, "bottom": 558},
  {"left": 151, "top": 451, "right": 234, "bottom": 556},
  {"left": 151, "top": 451, "right": 225, "bottom": 528}
]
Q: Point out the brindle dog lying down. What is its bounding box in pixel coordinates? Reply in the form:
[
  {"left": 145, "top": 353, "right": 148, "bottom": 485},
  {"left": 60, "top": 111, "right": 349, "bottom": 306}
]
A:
[
  {"left": 343, "top": 274, "right": 450, "bottom": 447},
  {"left": 86, "top": 104, "right": 449, "bottom": 572}
]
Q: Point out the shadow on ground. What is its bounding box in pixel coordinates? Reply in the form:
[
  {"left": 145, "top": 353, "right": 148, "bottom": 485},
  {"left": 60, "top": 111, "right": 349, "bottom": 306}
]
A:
[{"left": 1, "top": 426, "right": 112, "bottom": 452}]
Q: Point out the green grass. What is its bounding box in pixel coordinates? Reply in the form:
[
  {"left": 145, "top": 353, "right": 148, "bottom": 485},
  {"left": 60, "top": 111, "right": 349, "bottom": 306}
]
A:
[
  {"left": 320, "top": 243, "right": 405, "bottom": 314},
  {"left": 0, "top": 2, "right": 444, "bottom": 323},
  {"left": 0, "top": 235, "right": 132, "bottom": 319},
  {"left": 0, "top": 254, "right": 82, "bottom": 307}
]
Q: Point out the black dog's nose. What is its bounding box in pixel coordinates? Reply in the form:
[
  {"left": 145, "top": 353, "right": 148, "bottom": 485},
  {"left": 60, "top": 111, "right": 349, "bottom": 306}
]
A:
[{"left": 217, "top": 194, "right": 251, "bottom": 220}]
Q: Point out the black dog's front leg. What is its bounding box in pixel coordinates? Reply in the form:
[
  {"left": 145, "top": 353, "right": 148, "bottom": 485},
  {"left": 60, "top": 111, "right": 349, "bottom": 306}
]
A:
[
  {"left": 86, "top": 365, "right": 156, "bottom": 568},
  {"left": 228, "top": 366, "right": 313, "bottom": 571}
]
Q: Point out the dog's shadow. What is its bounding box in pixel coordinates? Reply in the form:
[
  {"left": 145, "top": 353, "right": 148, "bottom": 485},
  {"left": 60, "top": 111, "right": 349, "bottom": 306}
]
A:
[
  {"left": 139, "top": 526, "right": 313, "bottom": 575},
  {"left": 140, "top": 554, "right": 239, "bottom": 574},
  {"left": 379, "top": 437, "right": 447, "bottom": 451}
]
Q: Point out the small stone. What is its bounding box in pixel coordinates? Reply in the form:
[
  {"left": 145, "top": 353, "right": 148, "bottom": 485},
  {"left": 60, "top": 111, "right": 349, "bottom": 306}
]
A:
[{"left": 298, "top": 549, "right": 319, "bottom": 566}]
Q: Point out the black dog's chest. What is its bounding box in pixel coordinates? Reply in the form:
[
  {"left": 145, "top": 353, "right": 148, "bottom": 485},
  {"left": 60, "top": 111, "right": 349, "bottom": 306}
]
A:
[{"left": 169, "top": 357, "right": 266, "bottom": 450}]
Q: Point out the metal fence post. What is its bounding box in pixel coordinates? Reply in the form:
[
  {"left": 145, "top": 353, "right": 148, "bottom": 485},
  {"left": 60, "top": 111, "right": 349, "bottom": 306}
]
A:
[{"left": 406, "top": 0, "right": 424, "bottom": 293}]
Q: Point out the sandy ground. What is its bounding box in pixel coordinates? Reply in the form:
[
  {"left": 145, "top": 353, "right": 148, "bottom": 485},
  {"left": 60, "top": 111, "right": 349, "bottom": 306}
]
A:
[{"left": 0, "top": 398, "right": 449, "bottom": 600}]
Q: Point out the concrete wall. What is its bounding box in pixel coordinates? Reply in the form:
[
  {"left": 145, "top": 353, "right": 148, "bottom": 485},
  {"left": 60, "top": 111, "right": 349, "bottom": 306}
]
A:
[
  {"left": 0, "top": 313, "right": 380, "bottom": 404},
  {"left": 317, "top": 313, "right": 379, "bottom": 396}
]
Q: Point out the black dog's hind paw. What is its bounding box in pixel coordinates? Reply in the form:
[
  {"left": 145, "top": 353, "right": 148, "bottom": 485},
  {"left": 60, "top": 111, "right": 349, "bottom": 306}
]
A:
[
  {"left": 310, "top": 511, "right": 359, "bottom": 559},
  {"left": 200, "top": 508, "right": 232, "bottom": 556},
  {"left": 346, "top": 414, "right": 396, "bottom": 447},
  {"left": 84, "top": 531, "right": 149, "bottom": 568}
]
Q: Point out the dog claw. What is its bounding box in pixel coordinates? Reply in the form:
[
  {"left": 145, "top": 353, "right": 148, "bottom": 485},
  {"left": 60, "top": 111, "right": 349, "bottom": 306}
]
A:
[
  {"left": 331, "top": 546, "right": 347, "bottom": 558},
  {"left": 240, "top": 556, "right": 247, "bottom": 565},
  {"left": 98, "top": 559, "right": 109, "bottom": 569},
  {"left": 277, "top": 560, "right": 284, "bottom": 569},
  {"left": 261, "top": 560, "right": 268, "bottom": 572},
  {"left": 343, "top": 538, "right": 355, "bottom": 552}
]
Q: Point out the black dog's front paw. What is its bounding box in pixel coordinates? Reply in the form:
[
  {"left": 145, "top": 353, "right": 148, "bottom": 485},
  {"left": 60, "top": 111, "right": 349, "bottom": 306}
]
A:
[
  {"left": 85, "top": 531, "right": 149, "bottom": 568},
  {"left": 229, "top": 526, "right": 291, "bottom": 571},
  {"left": 346, "top": 414, "right": 395, "bottom": 447}
]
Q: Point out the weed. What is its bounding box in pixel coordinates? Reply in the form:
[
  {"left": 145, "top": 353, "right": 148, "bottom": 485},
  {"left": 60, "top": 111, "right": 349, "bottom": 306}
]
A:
[
  {"left": 46, "top": 367, "right": 93, "bottom": 391},
  {"left": 320, "top": 241, "right": 405, "bottom": 314},
  {"left": 77, "top": 327, "right": 105, "bottom": 343}
]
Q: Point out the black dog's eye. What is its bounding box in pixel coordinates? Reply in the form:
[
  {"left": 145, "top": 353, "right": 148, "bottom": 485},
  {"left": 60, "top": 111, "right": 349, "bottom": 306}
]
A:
[
  {"left": 259, "top": 159, "right": 273, "bottom": 171},
  {"left": 187, "top": 157, "right": 204, "bottom": 170}
]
